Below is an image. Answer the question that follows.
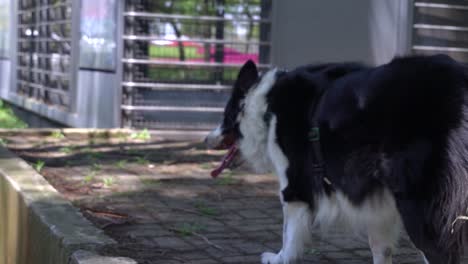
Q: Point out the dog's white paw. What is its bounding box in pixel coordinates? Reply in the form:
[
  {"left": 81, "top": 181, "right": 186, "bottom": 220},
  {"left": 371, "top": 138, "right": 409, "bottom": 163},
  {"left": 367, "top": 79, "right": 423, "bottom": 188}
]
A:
[{"left": 261, "top": 252, "right": 281, "bottom": 264}]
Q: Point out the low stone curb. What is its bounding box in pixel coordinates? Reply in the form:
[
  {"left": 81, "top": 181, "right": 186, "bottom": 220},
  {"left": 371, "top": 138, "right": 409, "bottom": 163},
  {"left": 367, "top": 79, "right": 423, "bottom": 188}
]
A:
[
  {"left": 70, "top": 250, "right": 136, "bottom": 264},
  {"left": 0, "top": 146, "right": 136, "bottom": 264},
  {"left": 0, "top": 128, "right": 208, "bottom": 141}
]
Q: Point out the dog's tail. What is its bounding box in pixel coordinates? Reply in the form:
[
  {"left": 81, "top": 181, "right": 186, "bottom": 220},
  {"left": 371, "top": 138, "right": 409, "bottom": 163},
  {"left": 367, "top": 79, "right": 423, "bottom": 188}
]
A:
[{"left": 438, "top": 73, "right": 468, "bottom": 254}]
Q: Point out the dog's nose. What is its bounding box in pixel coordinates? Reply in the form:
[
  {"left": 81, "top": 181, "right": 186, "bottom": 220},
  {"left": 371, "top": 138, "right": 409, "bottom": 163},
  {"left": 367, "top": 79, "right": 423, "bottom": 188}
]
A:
[{"left": 205, "top": 125, "right": 222, "bottom": 149}]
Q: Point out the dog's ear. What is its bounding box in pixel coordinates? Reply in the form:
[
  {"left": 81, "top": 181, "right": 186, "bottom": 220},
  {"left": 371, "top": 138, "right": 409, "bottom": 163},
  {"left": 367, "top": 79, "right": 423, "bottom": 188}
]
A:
[{"left": 234, "top": 60, "right": 259, "bottom": 93}]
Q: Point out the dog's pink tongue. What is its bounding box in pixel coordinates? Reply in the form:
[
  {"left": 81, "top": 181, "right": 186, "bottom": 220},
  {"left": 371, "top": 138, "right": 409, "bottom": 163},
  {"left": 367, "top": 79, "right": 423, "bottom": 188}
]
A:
[{"left": 211, "top": 145, "right": 238, "bottom": 178}]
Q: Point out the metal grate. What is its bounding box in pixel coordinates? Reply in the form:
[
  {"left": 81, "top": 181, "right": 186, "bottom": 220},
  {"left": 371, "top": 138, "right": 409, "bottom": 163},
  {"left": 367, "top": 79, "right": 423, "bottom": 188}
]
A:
[
  {"left": 122, "top": 0, "right": 272, "bottom": 130},
  {"left": 16, "top": 0, "right": 73, "bottom": 110},
  {"left": 412, "top": 0, "right": 468, "bottom": 62}
]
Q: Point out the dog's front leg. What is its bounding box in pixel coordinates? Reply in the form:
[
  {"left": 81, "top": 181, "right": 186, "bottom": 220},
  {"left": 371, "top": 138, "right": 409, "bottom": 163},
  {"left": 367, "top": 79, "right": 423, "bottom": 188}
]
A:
[{"left": 262, "top": 201, "right": 312, "bottom": 264}]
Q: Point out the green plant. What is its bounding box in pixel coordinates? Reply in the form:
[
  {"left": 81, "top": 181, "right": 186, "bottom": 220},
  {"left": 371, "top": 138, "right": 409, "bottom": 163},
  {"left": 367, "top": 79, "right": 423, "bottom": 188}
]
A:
[
  {"left": 305, "top": 248, "right": 319, "bottom": 255},
  {"left": 87, "top": 152, "right": 104, "bottom": 160},
  {"left": 172, "top": 223, "right": 203, "bottom": 237},
  {"left": 34, "top": 160, "right": 45, "bottom": 172},
  {"left": 200, "top": 163, "right": 213, "bottom": 170},
  {"left": 0, "top": 138, "right": 6, "bottom": 146},
  {"left": 116, "top": 160, "right": 128, "bottom": 169},
  {"left": 0, "top": 100, "right": 28, "bottom": 128},
  {"left": 129, "top": 129, "right": 151, "bottom": 141},
  {"left": 50, "top": 131, "right": 65, "bottom": 139},
  {"left": 83, "top": 171, "right": 96, "bottom": 184},
  {"left": 59, "top": 146, "right": 73, "bottom": 154},
  {"left": 135, "top": 156, "right": 150, "bottom": 165},
  {"left": 103, "top": 177, "right": 115, "bottom": 187},
  {"left": 141, "top": 178, "right": 161, "bottom": 187},
  {"left": 81, "top": 147, "right": 93, "bottom": 153},
  {"left": 92, "top": 163, "right": 102, "bottom": 171},
  {"left": 194, "top": 202, "right": 218, "bottom": 216},
  {"left": 216, "top": 173, "right": 235, "bottom": 185}
]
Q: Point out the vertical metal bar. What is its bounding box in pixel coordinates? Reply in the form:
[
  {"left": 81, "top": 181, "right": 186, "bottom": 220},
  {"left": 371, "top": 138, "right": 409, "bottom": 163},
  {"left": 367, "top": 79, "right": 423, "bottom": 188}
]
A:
[
  {"left": 397, "top": 0, "right": 414, "bottom": 56},
  {"left": 260, "top": 0, "right": 272, "bottom": 64},
  {"left": 116, "top": 0, "right": 125, "bottom": 127},
  {"left": 9, "top": 0, "right": 18, "bottom": 95},
  {"left": 214, "top": 0, "right": 225, "bottom": 83},
  {"left": 69, "top": 0, "right": 81, "bottom": 113}
]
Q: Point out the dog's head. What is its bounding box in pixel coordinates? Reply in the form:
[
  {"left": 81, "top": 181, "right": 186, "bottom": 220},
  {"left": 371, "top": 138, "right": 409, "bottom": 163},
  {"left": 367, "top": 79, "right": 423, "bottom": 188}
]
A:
[{"left": 205, "top": 60, "right": 260, "bottom": 177}]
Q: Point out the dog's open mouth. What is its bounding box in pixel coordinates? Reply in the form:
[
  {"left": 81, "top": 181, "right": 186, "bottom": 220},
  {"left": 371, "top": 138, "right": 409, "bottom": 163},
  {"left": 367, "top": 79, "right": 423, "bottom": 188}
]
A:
[{"left": 211, "top": 144, "right": 240, "bottom": 178}]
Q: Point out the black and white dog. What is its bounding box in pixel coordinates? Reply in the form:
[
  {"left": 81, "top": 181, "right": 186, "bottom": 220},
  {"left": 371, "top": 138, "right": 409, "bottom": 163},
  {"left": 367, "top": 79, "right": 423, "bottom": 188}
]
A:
[{"left": 205, "top": 54, "right": 468, "bottom": 264}]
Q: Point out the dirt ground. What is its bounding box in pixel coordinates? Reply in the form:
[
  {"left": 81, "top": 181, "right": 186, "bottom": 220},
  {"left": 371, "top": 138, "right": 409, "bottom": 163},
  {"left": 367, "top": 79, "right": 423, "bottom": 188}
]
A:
[{"left": 2, "top": 131, "right": 436, "bottom": 264}]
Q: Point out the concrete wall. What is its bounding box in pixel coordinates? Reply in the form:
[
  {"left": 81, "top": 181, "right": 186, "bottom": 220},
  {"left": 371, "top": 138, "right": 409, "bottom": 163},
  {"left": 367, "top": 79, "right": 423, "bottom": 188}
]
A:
[{"left": 271, "top": 0, "right": 413, "bottom": 68}]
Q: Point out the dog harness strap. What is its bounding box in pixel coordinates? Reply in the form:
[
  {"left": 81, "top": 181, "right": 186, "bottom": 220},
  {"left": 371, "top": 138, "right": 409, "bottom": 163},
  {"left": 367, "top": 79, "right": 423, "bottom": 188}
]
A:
[{"left": 309, "top": 90, "right": 329, "bottom": 186}]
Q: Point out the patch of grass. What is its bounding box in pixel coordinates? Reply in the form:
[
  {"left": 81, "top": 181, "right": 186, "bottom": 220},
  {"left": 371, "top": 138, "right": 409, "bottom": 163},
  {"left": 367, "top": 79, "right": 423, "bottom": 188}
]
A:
[
  {"left": 87, "top": 152, "right": 104, "bottom": 160},
  {"left": 135, "top": 156, "right": 150, "bottom": 165},
  {"left": 34, "top": 160, "right": 45, "bottom": 172},
  {"left": 215, "top": 172, "right": 236, "bottom": 185},
  {"left": 92, "top": 163, "right": 102, "bottom": 172},
  {"left": 0, "top": 100, "right": 28, "bottom": 128},
  {"left": 200, "top": 163, "right": 213, "bottom": 170},
  {"left": 0, "top": 138, "right": 7, "bottom": 146},
  {"left": 130, "top": 129, "right": 151, "bottom": 141},
  {"left": 50, "top": 131, "right": 65, "bottom": 139},
  {"left": 81, "top": 147, "right": 93, "bottom": 153},
  {"left": 194, "top": 202, "right": 218, "bottom": 216},
  {"left": 59, "top": 146, "right": 73, "bottom": 154},
  {"left": 83, "top": 171, "right": 96, "bottom": 184},
  {"left": 115, "top": 160, "right": 128, "bottom": 169},
  {"left": 305, "top": 248, "right": 319, "bottom": 255},
  {"left": 141, "top": 178, "right": 161, "bottom": 187},
  {"left": 171, "top": 222, "right": 204, "bottom": 237},
  {"left": 103, "top": 177, "right": 115, "bottom": 187}
]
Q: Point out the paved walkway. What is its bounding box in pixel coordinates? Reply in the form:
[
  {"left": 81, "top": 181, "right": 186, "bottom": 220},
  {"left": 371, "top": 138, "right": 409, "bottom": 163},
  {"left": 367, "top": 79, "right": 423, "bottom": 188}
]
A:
[{"left": 86, "top": 170, "right": 432, "bottom": 264}]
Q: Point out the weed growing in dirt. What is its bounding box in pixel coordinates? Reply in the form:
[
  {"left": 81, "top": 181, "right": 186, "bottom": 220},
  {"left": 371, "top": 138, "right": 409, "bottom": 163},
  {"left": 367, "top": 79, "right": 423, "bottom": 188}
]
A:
[
  {"left": 135, "top": 156, "right": 150, "bottom": 165},
  {"left": 83, "top": 171, "right": 96, "bottom": 184},
  {"left": 103, "top": 177, "right": 115, "bottom": 187},
  {"left": 87, "top": 152, "right": 104, "bottom": 160},
  {"left": 305, "top": 248, "right": 320, "bottom": 255},
  {"left": 216, "top": 171, "right": 236, "bottom": 185},
  {"left": 34, "top": 160, "right": 45, "bottom": 172},
  {"left": 130, "top": 129, "right": 151, "bottom": 141},
  {"left": 141, "top": 178, "right": 161, "bottom": 187},
  {"left": 59, "top": 146, "right": 73, "bottom": 154},
  {"left": 172, "top": 223, "right": 204, "bottom": 237},
  {"left": 92, "top": 163, "right": 102, "bottom": 171},
  {"left": 194, "top": 202, "right": 218, "bottom": 216},
  {"left": 116, "top": 160, "right": 128, "bottom": 169},
  {"left": 200, "top": 163, "right": 213, "bottom": 170},
  {"left": 0, "top": 100, "right": 28, "bottom": 128},
  {"left": 50, "top": 131, "right": 65, "bottom": 139}
]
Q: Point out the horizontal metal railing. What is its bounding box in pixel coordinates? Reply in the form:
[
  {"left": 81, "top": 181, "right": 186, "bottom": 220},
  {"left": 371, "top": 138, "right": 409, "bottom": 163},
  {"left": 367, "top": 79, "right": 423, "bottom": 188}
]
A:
[
  {"left": 414, "top": 2, "right": 468, "bottom": 11},
  {"left": 123, "top": 35, "right": 271, "bottom": 46},
  {"left": 413, "top": 24, "right": 468, "bottom": 32},
  {"left": 121, "top": 105, "right": 224, "bottom": 113},
  {"left": 122, "top": 82, "right": 231, "bottom": 91},
  {"left": 123, "top": 11, "right": 270, "bottom": 23},
  {"left": 122, "top": 58, "right": 270, "bottom": 68}
]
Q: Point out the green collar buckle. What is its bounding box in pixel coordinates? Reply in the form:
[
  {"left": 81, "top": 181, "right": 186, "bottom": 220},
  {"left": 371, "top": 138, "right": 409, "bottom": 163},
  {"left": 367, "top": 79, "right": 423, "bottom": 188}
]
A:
[{"left": 308, "top": 127, "right": 320, "bottom": 141}]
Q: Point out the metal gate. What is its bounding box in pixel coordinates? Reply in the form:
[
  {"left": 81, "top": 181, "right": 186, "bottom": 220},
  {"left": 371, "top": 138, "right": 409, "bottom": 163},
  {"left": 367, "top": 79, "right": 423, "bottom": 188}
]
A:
[
  {"left": 412, "top": 0, "right": 468, "bottom": 62},
  {"left": 16, "top": 0, "right": 74, "bottom": 111},
  {"left": 121, "top": 0, "right": 272, "bottom": 130}
]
